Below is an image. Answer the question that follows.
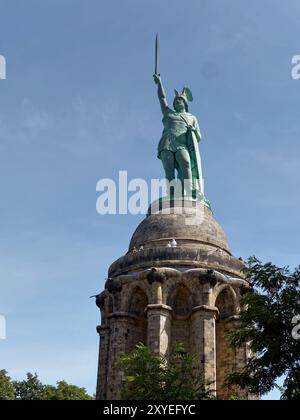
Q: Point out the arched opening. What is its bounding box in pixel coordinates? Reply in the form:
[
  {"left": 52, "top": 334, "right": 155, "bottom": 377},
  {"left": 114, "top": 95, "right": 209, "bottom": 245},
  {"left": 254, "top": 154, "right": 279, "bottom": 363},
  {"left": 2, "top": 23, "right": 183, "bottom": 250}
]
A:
[
  {"left": 126, "top": 287, "right": 148, "bottom": 351},
  {"left": 215, "top": 287, "right": 237, "bottom": 399},
  {"left": 216, "top": 287, "right": 236, "bottom": 320},
  {"left": 169, "top": 284, "right": 193, "bottom": 352}
]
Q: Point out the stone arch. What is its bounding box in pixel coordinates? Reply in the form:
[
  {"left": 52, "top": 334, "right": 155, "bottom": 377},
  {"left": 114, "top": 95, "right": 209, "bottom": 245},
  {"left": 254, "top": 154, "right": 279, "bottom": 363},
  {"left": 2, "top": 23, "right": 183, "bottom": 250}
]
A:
[
  {"left": 215, "top": 285, "right": 239, "bottom": 399},
  {"left": 122, "top": 281, "right": 151, "bottom": 313},
  {"left": 168, "top": 283, "right": 193, "bottom": 352},
  {"left": 168, "top": 283, "right": 193, "bottom": 317},
  {"left": 126, "top": 286, "right": 149, "bottom": 352},
  {"left": 214, "top": 285, "right": 237, "bottom": 320},
  {"left": 128, "top": 286, "right": 149, "bottom": 317}
]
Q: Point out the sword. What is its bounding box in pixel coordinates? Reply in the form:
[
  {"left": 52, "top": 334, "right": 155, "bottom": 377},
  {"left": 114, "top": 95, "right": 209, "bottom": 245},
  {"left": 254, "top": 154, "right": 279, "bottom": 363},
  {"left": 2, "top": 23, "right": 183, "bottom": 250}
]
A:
[{"left": 155, "top": 33, "right": 160, "bottom": 76}]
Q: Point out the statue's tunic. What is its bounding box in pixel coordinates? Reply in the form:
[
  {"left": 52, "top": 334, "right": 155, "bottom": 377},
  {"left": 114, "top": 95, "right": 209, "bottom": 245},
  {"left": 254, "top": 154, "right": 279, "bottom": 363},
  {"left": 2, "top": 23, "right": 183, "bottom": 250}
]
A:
[{"left": 157, "top": 108, "right": 201, "bottom": 159}]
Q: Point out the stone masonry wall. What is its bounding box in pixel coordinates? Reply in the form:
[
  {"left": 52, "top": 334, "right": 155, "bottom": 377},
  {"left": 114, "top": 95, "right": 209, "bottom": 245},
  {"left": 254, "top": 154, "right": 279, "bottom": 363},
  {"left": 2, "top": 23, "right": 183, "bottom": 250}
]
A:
[{"left": 96, "top": 268, "right": 250, "bottom": 400}]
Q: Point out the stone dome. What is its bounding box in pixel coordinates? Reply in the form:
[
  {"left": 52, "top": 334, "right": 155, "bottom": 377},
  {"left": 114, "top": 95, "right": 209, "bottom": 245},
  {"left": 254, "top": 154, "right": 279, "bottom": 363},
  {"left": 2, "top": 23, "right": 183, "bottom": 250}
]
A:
[
  {"left": 129, "top": 201, "right": 230, "bottom": 253},
  {"left": 108, "top": 201, "right": 245, "bottom": 279}
]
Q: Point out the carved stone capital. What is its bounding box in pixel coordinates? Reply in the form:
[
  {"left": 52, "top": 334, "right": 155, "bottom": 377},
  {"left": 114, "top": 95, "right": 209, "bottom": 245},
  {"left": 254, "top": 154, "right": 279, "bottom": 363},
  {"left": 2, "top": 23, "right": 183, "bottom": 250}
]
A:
[
  {"left": 106, "top": 278, "right": 122, "bottom": 294},
  {"left": 96, "top": 325, "right": 110, "bottom": 335},
  {"left": 145, "top": 304, "right": 172, "bottom": 314},
  {"left": 205, "top": 269, "right": 218, "bottom": 285},
  {"left": 147, "top": 268, "right": 167, "bottom": 285},
  {"left": 96, "top": 294, "right": 106, "bottom": 310},
  {"left": 192, "top": 305, "right": 219, "bottom": 316}
]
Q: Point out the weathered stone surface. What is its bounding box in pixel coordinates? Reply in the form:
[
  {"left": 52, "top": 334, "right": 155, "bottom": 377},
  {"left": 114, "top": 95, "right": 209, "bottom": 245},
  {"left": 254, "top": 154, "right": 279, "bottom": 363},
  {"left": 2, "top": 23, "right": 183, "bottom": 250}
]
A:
[
  {"left": 95, "top": 201, "right": 251, "bottom": 400},
  {"left": 108, "top": 202, "right": 245, "bottom": 279},
  {"left": 130, "top": 202, "right": 230, "bottom": 252},
  {"left": 109, "top": 246, "right": 245, "bottom": 278}
]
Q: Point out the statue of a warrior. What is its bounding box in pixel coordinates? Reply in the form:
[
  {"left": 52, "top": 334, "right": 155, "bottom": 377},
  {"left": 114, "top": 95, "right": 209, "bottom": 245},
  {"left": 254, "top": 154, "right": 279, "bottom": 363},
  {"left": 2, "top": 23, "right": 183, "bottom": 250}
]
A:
[{"left": 153, "top": 36, "right": 206, "bottom": 201}]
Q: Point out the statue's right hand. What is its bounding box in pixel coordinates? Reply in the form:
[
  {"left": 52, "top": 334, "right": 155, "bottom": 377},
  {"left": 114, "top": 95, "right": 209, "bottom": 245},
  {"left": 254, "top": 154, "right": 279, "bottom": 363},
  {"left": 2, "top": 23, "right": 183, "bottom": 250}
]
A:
[{"left": 153, "top": 74, "right": 161, "bottom": 85}]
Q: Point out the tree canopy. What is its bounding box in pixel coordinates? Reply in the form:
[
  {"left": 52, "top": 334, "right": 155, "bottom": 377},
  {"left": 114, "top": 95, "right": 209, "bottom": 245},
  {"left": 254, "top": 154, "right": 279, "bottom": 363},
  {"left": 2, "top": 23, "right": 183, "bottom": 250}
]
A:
[
  {"left": 0, "top": 370, "right": 16, "bottom": 400},
  {"left": 226, "top": 257, "right": 300, "bottom": 400},
  {"left": 120, "top": 342, "right": 214, "bottom": 400},
  {"left": 0, "top": 371, "right": 93, "bottom": 400}
]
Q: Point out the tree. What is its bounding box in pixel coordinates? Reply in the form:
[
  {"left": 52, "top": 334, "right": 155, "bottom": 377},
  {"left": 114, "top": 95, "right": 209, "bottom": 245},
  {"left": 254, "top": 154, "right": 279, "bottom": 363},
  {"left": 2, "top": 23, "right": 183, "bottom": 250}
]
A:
[
  {"left": 10, "top": 372, "right": 93, "bottom": 400},
  {"left": 120, "top": 342, "right": 214, "bottom": 400},
  {"left": 0, "top": 370, "right": 16, "bottom": 400},
  {"left": 43, "top": 381, "right": 93, "bottom": 400},
  {"left": 226, "top": 257, "right": 300, "bottom": 400},
  {"left": 14, "top": 373, "right": 45, "bottom": 400}
]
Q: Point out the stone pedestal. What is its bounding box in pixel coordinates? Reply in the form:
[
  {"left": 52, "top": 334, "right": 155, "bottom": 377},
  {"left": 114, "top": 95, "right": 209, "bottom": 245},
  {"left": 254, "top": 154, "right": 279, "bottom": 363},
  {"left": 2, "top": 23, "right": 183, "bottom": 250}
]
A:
[{"left": 95, "top": 201, "right": 251, "bottom": 400}]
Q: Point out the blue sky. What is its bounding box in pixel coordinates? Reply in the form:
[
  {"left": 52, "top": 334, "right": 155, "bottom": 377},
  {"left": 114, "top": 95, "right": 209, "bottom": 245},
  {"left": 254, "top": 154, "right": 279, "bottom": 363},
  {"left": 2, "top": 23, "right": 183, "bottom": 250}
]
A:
[{"left": 0, "top": 0, "right": 299, "bottom": 399}]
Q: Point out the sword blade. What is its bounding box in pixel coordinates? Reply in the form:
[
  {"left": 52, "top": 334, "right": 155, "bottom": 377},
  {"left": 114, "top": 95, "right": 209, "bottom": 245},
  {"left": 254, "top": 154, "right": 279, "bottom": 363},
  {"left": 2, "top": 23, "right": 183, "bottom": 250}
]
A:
[{"left": 155, "top": 33, "right": 159, "bottom": 75}]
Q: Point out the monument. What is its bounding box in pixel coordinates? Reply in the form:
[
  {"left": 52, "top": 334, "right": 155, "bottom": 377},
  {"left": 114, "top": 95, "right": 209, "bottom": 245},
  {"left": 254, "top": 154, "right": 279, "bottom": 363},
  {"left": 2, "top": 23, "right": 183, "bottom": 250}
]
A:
[{"left": 95, "top": 36, "right": 251, "bottom": 400}]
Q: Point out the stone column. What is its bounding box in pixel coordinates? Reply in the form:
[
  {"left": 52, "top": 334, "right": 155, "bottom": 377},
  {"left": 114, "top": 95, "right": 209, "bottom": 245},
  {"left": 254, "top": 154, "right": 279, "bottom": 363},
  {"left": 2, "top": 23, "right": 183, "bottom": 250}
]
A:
[
  {"left": 146, "top": 304, "right": 172, "bottom": 355},
  {"left": 145, "top": 268, "right": 171, "bottom": 355},
  {"left": 95, "top": 292, "right": 111, "bottom": 400},
  {"left": 216, "top": 315, "right": 248, "bottom": 400},
  {"left": 191, "top": 305, "right": 219, "bottom": 394},
  {"left": 96, "top": 325, "right": 110, "bottom": 400},
  {"left": 105, "top": 313, "right": 132, "bottom": 400}
]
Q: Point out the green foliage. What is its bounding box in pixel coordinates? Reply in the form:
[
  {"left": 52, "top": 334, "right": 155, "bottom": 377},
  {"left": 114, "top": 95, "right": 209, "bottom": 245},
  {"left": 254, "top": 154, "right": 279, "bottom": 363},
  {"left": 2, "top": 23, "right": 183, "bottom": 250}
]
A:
[
  {"left": 0, "top": 371, "right": 93, "bottom": 400},
  {"left": 0, "top": 370, "right": 16, "bottom": 400},
  {"left": 228, "top": 395, "right": 247, "bottom": 400},
  {"left": 226, "top": 257, "right": 300, "bottom": 400},
  {"left": 43, "top": 381, "right": 93, "bottom": 400},
  {"left": 120, "top": 342, "right": 214, "bottom": 400},
  {"left": 14, "top": 373, "right": 45, "bottom": 400}
]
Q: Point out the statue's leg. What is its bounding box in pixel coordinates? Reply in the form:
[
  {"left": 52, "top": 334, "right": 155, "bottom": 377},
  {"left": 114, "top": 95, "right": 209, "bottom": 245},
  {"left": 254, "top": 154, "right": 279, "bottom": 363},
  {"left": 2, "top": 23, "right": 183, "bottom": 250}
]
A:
[
  {"left": 175, "top": 149, "right": 193, "bottom": 197},
  {"left": 160, "top": 150, "right": 175, "bottom": 181},
  {"left": 160, "top": 150, "right": 175, "bottom": 198}
]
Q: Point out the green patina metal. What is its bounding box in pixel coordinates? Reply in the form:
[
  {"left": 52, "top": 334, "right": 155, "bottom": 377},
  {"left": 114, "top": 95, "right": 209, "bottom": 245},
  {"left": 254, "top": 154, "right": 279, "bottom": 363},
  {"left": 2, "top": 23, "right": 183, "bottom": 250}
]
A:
[{"left": 153, "top": 35, "right": 210, "bottom": 208}]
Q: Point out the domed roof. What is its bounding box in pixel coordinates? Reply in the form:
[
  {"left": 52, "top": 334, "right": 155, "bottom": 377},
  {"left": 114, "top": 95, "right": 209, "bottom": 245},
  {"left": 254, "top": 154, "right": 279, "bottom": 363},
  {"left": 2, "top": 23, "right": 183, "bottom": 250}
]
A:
[
  {"left": 129, "top": 201, "right": 230, "bottom": 253},
  {"left": 108, "top": 201, "right": 245, "bottom": 279}
]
